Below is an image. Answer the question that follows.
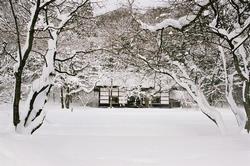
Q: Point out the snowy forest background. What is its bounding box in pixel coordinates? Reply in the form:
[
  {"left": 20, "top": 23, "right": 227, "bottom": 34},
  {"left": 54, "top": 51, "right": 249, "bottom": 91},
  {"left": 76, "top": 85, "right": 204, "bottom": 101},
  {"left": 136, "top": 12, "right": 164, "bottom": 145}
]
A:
[{"left": 0, "top": 0, "right": 250, "bottom": 134}]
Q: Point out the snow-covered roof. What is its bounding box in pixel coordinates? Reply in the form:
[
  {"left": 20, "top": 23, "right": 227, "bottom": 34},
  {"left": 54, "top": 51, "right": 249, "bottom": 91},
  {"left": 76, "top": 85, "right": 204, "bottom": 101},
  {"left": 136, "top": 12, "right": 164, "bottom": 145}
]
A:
[
  {"left": 96, "top": 72, "right": 175, "bottom": 90},
  {"left": 96, "top": 72, "right": 154, "bottom": 88}
]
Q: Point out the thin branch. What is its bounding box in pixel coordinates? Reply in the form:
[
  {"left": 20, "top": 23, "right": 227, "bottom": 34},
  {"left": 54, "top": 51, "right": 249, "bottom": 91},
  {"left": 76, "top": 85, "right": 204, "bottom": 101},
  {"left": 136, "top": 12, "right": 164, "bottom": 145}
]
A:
[
  {"left": 71, "top": 62, "right": 89, "bottom": 74},
  {"left": 39, "top": 0, "right": 56, "bottom": 10},
  {"left": 232, "top": 33, "right": 250, "bottom": 52},
  {"left": 31, "top": 50, "right": 48, "bottom": 66},
  {"left": 44, "top": 7, "right": 54, "bottom": 40},
  {"left": 55, "top": 54, "right": 76, "bottom": 62},
  {"left": 0, "top": 42, "right": 17, "bottom": 62},
  {"left": 230, "top": 21, "right": 250, "bottom": 42},
  {"left": 58, "top": 0, "right": 90, "bottom": 33},
  {"left": 55, "top": 68, "right": 77, "bottom": 76},
  {"left": 8, "top": 0, "right": 22, "bottom": 62}
]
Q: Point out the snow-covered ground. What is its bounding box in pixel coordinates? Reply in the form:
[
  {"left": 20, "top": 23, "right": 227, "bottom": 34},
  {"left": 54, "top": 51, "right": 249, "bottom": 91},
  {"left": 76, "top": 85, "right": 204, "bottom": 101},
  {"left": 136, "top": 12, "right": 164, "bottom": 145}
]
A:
[{"left": 1, "top": 103, "right": 250, "bottom": 166}]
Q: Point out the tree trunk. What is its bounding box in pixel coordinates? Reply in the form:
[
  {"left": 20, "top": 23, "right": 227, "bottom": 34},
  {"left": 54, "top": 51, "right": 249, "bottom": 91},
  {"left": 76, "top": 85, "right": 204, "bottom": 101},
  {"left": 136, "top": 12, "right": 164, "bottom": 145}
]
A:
[
  {"left": 16, "top": 31, "right": 57, "bottom": 134},
  {"left": 226, "top": 91, "right": 247, "bottom": 129},
  {"left": 110, "top": 79, "right": 113, "bottom": 108},
  {"left": 243, "top": 81, "right": 250, "bottom": 132},
  {"left": 65, "top": 87, "right": 71, "bottom": 109},
  {"left": 225, "top": 75, "right": 247, "bottom": 129},
  {"left": 170, "top": 73, "right": 225, "bottom": 132},
  {"left": 16, "top": 80, "right": 53, "bottom": 134},
  {"left": 219, "top": 45, "right": 247, "bottom": 130},
  {"left": 196, "top": 91, "right": 225, "bottom": 133},
  {"left": 13, "top": 71, "right": 21, "bottom": 128},
  {"left": 60, "top": 87, "right": 64, "bottom": 109}
]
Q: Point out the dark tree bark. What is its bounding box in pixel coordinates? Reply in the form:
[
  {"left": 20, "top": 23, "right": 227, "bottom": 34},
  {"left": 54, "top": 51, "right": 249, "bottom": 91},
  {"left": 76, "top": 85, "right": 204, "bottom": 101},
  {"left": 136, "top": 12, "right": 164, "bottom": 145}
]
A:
[
  {"left": 13, "top": 71, "right": 22, "bottom": 127},
  {"left": 26, "top": 84, "right": 53, "bottom": 134},
  {"left": 65, "top": 86, "right": 71, "bottom": 109},
  {"left": 60, "top": 87, "right": 64, "bottom": 109},
  {"left": 9, "top": 0, "right": 41, "bottom": 129}
]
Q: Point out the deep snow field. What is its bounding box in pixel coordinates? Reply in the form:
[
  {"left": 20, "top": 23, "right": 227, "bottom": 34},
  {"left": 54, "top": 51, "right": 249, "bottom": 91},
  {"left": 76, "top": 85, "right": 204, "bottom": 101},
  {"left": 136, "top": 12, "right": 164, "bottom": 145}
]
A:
[{"left": 1, "top": 103, "right": 250, "bottom": 166}]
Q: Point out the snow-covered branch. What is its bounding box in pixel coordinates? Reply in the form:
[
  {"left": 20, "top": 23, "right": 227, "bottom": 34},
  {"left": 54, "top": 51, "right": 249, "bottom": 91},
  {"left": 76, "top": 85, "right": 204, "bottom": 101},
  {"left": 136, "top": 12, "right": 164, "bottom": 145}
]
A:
[{"left": 137, "top": 0, "right": 214, "bottom": 32}]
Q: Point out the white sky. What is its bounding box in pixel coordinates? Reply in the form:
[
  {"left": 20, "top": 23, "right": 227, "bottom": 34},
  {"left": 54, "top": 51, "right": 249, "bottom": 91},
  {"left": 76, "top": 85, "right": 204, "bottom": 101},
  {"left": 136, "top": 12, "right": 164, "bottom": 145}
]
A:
[{"left": 91, "top": 0, "right": 169, "bottom": 16}]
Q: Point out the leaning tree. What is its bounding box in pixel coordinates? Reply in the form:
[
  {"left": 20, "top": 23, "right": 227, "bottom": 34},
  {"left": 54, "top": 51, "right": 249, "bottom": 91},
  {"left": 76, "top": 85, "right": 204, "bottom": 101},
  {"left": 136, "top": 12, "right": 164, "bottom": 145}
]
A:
[{"left": 132, "top": 0, "right": 250, "bottom": 132}]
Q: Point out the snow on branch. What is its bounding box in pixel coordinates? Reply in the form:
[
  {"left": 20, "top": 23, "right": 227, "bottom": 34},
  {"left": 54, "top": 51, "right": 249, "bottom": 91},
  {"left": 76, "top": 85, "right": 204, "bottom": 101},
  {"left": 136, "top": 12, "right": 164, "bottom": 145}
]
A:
[
  {"left": 43, "top": 0, "right": 89, "bottom": 32},
  {"left": 139, "top": 15, "right": 197, "bottom": 31},
  {"left": 208, "top": 1, "right": 250, "bottom": 82},
  {"left": 138, "top": 0, "right": 213, "bottom": 32}
]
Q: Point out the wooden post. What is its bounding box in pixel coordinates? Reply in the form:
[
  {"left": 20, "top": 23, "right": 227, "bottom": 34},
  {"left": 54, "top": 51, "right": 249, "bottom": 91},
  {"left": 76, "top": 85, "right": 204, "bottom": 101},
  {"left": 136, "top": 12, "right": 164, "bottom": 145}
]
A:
[{"left": 110, "top": 78, "right": 113, "bottom": 108}]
